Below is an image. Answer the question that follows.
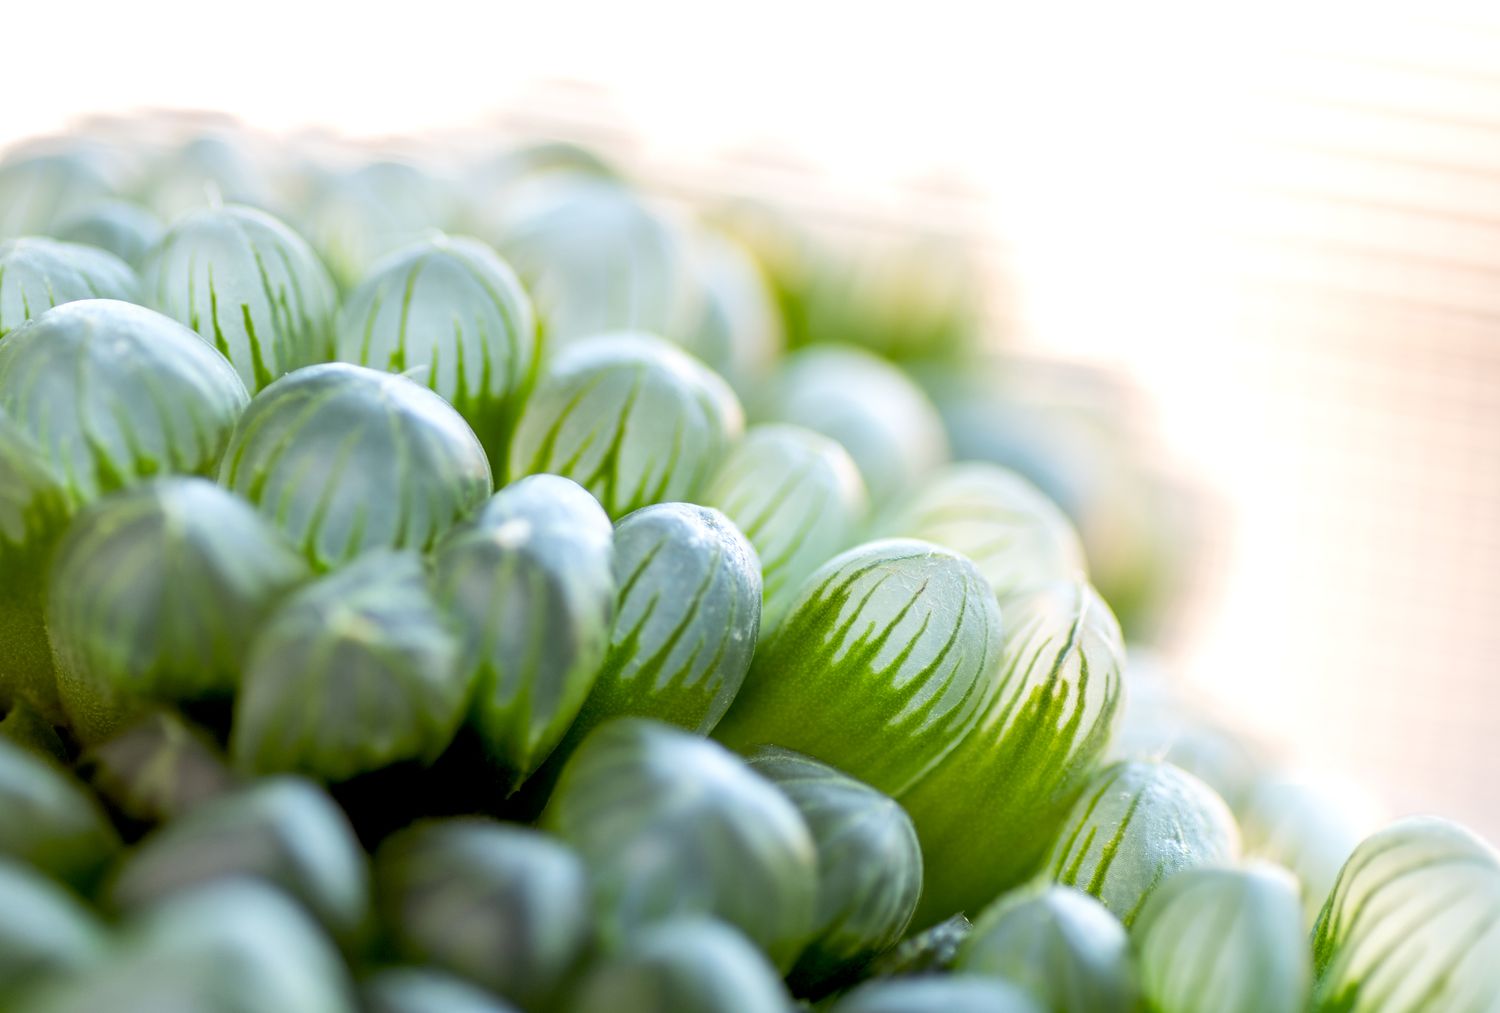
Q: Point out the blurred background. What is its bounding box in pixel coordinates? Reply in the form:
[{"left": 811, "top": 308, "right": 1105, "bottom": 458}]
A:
[{"left": 6, "top": 2, "right": 1500, "bottom": 835}]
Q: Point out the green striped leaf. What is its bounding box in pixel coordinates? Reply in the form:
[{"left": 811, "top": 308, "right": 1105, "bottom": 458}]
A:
[
  {"left": 142, "top": 204, "right": 338, "bottom": 391},
  {"left": 0, "top": 738, "right": 119, "bottom": 890},
  {"left": 0, "top": 238, "right": 138, "bottom": 336},
  {"left": 715, "top": 539, "right": 1001, "bottom": 798},
  {"left": 955, "top": 885, "right": 1137, "bottom": 1013},
  {"left": 748, "top": 748, "right": 922, "bottom": 994},
  {"left": 1312, "top": 816, "right": 1500, "bottom": 1012},
  {"left": 830, "top": 975, "right": 1044, "bottom": 1013},
  {"left": 48, "top": 478, "right": 309, "bottom": 742},
  {"left": 1045, "top": 760, "right": 1240, "bottom": 927},
  {"left": 375, "top": 820, "right": 590, "bottom": 1009},
  {"left": 507, "top": 333, "right": 742, "bottom": 519},
  {"left": 572, "top": 918, "right": 790, "bottom": 1013},
  {"left": 541, "top": 719, "right": 817, "bottom": 972},
  {"left": 1135, "top": 863, "right": 1309, "bottom": 1013},
  {"left": 54, "top": 199, "right": 164, "bottom": 268},
  {"left": 335, "top": 234, "right": 536, "bottom": 462},
  {"left": 230, "top": 551, "right": 468, "bottom": 782},
  {"left": 703, "top": 423, "right": 867, "bottom": 631},
  {"left": 896, "top": 579, "right": 1125, "bottom": 924},
  {"left": 0, "top": 859, "right": 108, "bottom": 993},
  {"left": 219, "top": 363, "right": 493, "bottom": 570},
  {"left": 883, "top": 462, "right": 1086, "bottom": 599},
  {"left": 433, "top": 475, "right": 614, "bottom": 789}
]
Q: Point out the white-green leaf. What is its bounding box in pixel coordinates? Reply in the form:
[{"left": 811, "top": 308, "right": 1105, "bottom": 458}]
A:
[
  {"left": 830, "top": 975, "right": 1044, "bottom": 1013},
  {"left": 0, "top": 859, "right": 108, "bottom": 993},
  {"left": 0, "top": 238, "right": 138, "bottom": 337},
  {"left": 572, "top": 918, "right": 790, "bottom": 1013},
  {"left": 54, "top": 199, "right": 164, "bottom": 268}
]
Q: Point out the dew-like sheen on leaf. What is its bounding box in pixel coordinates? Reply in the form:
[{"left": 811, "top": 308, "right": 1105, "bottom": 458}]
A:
[{"left": 0, "top": 238, "right": 138, "bottom": 337}]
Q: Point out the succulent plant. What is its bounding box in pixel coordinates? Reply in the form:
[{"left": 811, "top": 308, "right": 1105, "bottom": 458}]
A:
[
  {"left": 231, "top": 551, "right": 468, "bottom": 782},
  {"left": 432, "top": 475, "right": 615, "bottom": 789},
  {"left": 54, "top": 199, "right": 164, "bottom": 267},
  {"left": 47, "top": 478, "right": 309, "bottom": 742},
  {"left": 0, "top": 152, "right": 115, "bottom": 239},
  {"left": 219, "top": 363, "right": 493, "bottom": 569},
  {"left": 0, "top": 237, "right": 138, "bottom": 336},
  {"left": 334, "top": 234, "right": 536, "bottom": 461},
  {"left": 361, "top": 968, "right": 519, "bottom": 1013},
  {"left": 896, "top": 578, "right": 1126, "bottom": 924},
  {"left": 1134, "top": 863, "right": 1309, "bottom": 1013},
  {"left": 375, "top": 820, "right": 590, "bottom": 1008},
  {"left": 78, "top": 710, "right": 237, "bottom": 826},
  {"left": 955, "top": 885, "right": 1137, "bottom": 1013},
  {"left": 1044, "top": 760, "right": 1240, "bottom": 927},
  {"left": 0, "top": 858, "right": 108, "bottom": 993},
  {"left": 0, "top": 738, "right": 120, "bottom": 890},
  {"left": 703, "top": 423, "right": 867, "bottom": 631},
  {"left": 829, "top": 974, "right": 1045, "bottom": 1013},
  {"left": 542, "top": 719, "right": 817, "bottom": 971},
  {"left": 301, "top": 160, "right": 457, "bottom": 290},
  {"left": 748, "top": 747, "right": 923, "bottom": 993},
  {"left": 681, "top": 229, "right": 784, "bottom": 395},
  {"left": 507, "top": 332, "right": 742, "bottom": 518},
  {"left": 716, "top": 539, "right": 1002, "bottom": 797}
]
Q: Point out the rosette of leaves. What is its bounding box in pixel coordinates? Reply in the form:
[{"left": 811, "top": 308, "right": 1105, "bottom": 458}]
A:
[
  {"left": 747, "top": 747, "right": 923, "bottom": 994},
  {"left": 716, "top": 539, "right": 1002, "bottom": 797},
  {"left": 0, "top": 859, "right": 108, "bottom": 994},
  {"left": 142, "top": 203, "right": 338, "bottom": 391},
  {"left": 0, "top": 151, "right": 115, "bottom": 239},
  {"left": 107, "top": 777, "right": 371, "bottom": 947},
  {"left": 494, "top": 172, "right": 703, "bottom": 347},
  {"left": 895, "top": 578, "right": 1126, "bottom": 924},
  {"left": 361, "top": 968, "right": 519, "bottom": 1013},
  {"left": 1134, "top": 863, "right": 1310, "bottom": 1013},
  {"left": 334, "top": 234, "right": 537, "bottom": 462},
  {"left": 0, "top": 238, "right": 138, "bottom": 336},
  {"left": 755, "top": 344, "right": 947, "bottom": 506},
  {"left": 1312, "top": 816, "right": 1500, "bottom": 1011},
  {"left": 830, "top": 975, "right": 1045, "bottom": 1013},
  {"left": 680, "top": 229, "right": 784, "bottom": 395},
  {"left": 374, "top": 820, "right": 590, "bottom": 1009},
  {"left": 432, "top": 475, "right": 614, "bottom": 790},
  {"left": 47, "top": 478, "right": 310, "bottom": 743},
  {"left": 0, "top": 738, "right": 120, "bottom": 890},
  {"left": 78, "top": 711, "right": 237, "bottom": 826},
  {"left": 230, "top": 551, "right": 468, "bottom": 782},
  {"left": 1044, "top": 760, "right": 1240, "bottom": 927},
  {"left": 883, "top": 462, "right": 1087, "bottom": 599},
  {"left": 703, "top": 423, "right": 867, "bottom": 631},
  {"left": 541, "top": 719, "right": 817, "bottom": 971},
  {"left": 955, "top": 885, "right": 1138, "bottom": 1013},
  {"left": 219, "top": 363, "right": 493, "bottom": 569},
  {"left": 54, "top": 199, "right": 164, "bottom": 267},
  {"left": 507, "top": 333, "right": 742, "bottom": 518},
  {"left": 570, "top": 918, "right": 791, "bottom": 1013}
]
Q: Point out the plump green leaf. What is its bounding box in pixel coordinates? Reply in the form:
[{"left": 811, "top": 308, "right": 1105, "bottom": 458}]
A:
[
  {"left": 1135, "top": 863, "right": 1309, "bottom": 1013},
  {"left": 335, "top": 234, "right": 536, "bottom": 461},
  {"left": 896, "top": 579, "right": 1126, "bottom": 924},
  {"left": 0, "top": 738, "right": 119, "bottom": 889},
  {"left": 830, "top": 975, "right": 1044, "bottom": 1013},
  {"left": 542, "top": 719, "right": 817, "bottom": 971},
  {"left": 301, "top": 160, "right": 457, "bottom": 290},
  {"left": 433, "top": 475, "right": 614, "bottom": 789},
  {"left": 716, "top": 538, "right": 1001, "bottom": 797},
  {"left": 361, "top": 968, "right": 519, "bottom": 1013},
  {"left": 0, "top": 858, "right": 108, "bottom": 994},
  {"left": 507, "top": 333, "right": 742, "bottom": 518},
  {"left": 1044, "top": 760, "right": 1240, "bottom": 927},
  {"left": 375, "top": 819, "right": 590, "bottom": 1008},
  {"left": 571, "top": 918, "right": 790, "bottom": 1013},
  {"left": 219, "top": 363, "right": 493, "bottom": 569},
  {"left": 142, "top": 204, "right": 337, "bottom": 391},
  {"left": 0, "top": 238, "right": 138, "bottom": 337},
  {"left": 78, "top": 710, "right": 237, "bottom": 826},
  {"left": 703, "top": 423, "right": 866, "bottom": 630},
  {"left": 54, "top": 199, "right": 164, "bottom": 268},
  {"left": 231, "top": 551, "right": 468, "bottom": 781}
]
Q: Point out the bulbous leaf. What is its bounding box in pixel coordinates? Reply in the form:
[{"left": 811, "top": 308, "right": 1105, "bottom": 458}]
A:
[
  {"left": 748, "top": 747, "right": 922, "bottom": 993},
  {"left": 0, "top": 859, "right": 108, "bottom": 993},
  {"left": 142, "top": 204, "right": 337, "bottom": 391},
  {"left": 231, "top": 551, "right": 468, "bottom": 781},
  {"left": 755, "top": 344, "right": 947, "bottom": 505},
  {"left": 703, "top": 423, "right": 867, "bottom": 630},
  {"left": 956, "top": 885, "right": 1137, "bottom": 1013},
  {"left": 78, "top": 710, "right": 236, "bottom": 826},
  {"left": 48, "top": 478, "right": 309, "bottom": 742},
  {"left": 219, "top": 363, "right": 493, "bottom": 569},
  {"left": 362, "top": 968, "right": 519, "bottom": 1013},
  {"left": 541, "top": 719, "right": 817, "bottom": 971},
  {"left": 0, "top": 299, "right": 250, "bottom": 504},
  {"left": 301, "top": 160, "right": 457, "bottom": 290},
  {"left": 335, "top": 234, "right": 537, "bottom": 460},
  {"left": 1044, "top": 760, "right": 1240, "bottom": 927},
  {"left": 571, "top": 918, "right": 790, "bottom": 1013},
  {"left": 433, "top": 475, "right": 614, "bottom": 788},
  {"left": 896, "top": 579, "right": 1126, "bottom": 924},
  {"left": 883, "top": 462, "right": 1087, "bottom": 599},
  {"left": 0, "top": 152, "right": 114, "bottom": 239},
  {"left": 107, "top": 777, "right": 370, "bottom": 946},
  {"left": 54, "top": 199, "right": 164, "bottom": 268},
  {"left": 0, "top": 238, "right": 138, "bottom": 336},
  {"left": 1312, "top": 816, "right": 1500, "bottom": 1012},
  {"left": 681, "top": 229, "right": 783, "bottom": 394},
  {"left": 830, "top": 975, "right": 1045, "bottom": 1013},
  {"left": 716, "top": 539, "right": 1001, "bottom": 797},
  {"left": 1135, "top": 863, "right": 1309, "bottom": 1013},
  {"left": 507, "top": 333, "right": 742, "bottom": 518},
  {"left": 0, "top": 738, "right": 119, "bottom": 889},
  {"left": 138, "top": 135, "right": 275, "bottom": 220},
  {"left": 375, "top": 820, "right": 590, "bottom": 1008}
]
